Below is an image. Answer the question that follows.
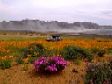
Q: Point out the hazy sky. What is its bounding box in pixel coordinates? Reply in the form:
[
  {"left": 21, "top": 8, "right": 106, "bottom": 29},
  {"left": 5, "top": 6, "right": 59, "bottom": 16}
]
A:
[{"left": 0, "top": 0, "right": 112, "bottom": 25}]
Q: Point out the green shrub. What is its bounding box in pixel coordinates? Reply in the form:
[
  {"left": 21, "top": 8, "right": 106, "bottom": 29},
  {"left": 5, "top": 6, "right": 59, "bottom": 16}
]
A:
[
  {"left": 16, "top": 43, "right": 46, "bottom": 64},
  {"left": 61, "top": 45, "right": 80, "bottom": 59},
  {"left": 0, "top": 52, "right": 7, "bottom": 56},
  {"left": 61, "top": 45, "right": 93, "bottom": 61},
  {"left": 0, "top": 59, "right": 12, "bottom": 69},
  {"left": 91, "top": 48, "right": 106, "bottom": 57},
  {"left": 91, "top": 48, "right": 100, "bottom": 55},
  {"left": 28, "top": 57, "right": 38, "bottom": 64},
  {"left": 45, "top": 49, "right": 60, "bottom": 57},
  {"left": 74, "top": 59, "right": 82, "bottom": 65},
  {"left": 78, "top": 48, "right": 93, "bottom": 61},
  {"left": 107, "top": 48, "right": 112, "bottom": 55},
  {"left": 85, "top": 62, "right": 112, "bottom": 84},
  {"left": 97, "top": 49, "right": 106, "bottom": 57},
  {"left": 10, "top": 48, "right": 25, "bottom": 57},
  {"left": 23, "top": 43, "right": 46, "bottom": 58},
  {"left": 16, "top": 56, "right": 24, "bottom": 64}
]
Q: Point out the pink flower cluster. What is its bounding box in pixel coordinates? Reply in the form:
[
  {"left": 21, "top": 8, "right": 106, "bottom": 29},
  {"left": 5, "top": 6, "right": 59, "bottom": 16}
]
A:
[{"left": 34, "top": 56, "right": 67, "bottom": 73}]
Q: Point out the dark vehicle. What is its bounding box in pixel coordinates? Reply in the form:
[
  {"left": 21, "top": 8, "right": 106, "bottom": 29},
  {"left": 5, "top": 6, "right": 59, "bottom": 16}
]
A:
[{"left": 46, "top": 34, "right": 62, "bottom": 42}]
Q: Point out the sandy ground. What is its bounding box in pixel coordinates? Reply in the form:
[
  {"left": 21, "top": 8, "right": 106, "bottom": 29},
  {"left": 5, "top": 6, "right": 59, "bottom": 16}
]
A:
[
  {"left": 0, "top": 62, "right": 85, "bottom": 84},
  {"left": 0, "top": 56, "right": 111, "bottom": 84}
]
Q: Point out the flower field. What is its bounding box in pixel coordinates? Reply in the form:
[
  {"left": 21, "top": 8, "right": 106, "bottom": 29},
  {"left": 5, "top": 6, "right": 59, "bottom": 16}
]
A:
[
  {"left": 0, "top": 35, "right": 112, "bottom": 84},
  {"left": 1, "top": 37, "right": 112, "bottom": 48},
  {"left": 0, "top": 37, "right": 112, "bottom": 57}
]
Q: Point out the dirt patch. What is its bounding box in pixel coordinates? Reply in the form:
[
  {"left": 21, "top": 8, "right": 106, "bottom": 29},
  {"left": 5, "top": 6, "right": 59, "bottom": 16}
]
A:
[
  {"left": 0, "top": 62, "right": 85, "bottom": 84},
  {"left": 0, "top": 56, "right": 111, "bottom": 84}
]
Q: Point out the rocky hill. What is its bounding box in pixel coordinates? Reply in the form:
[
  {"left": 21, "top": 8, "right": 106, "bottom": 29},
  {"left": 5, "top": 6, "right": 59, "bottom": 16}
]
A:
[{"left": 0, "top": 20, "right": 112, "bottom": 34}]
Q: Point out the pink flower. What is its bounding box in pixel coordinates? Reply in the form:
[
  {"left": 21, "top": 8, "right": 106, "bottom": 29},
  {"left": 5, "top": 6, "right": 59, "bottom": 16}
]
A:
[{"left": 34, "top": 56, "right": 67, "bottom": 73}]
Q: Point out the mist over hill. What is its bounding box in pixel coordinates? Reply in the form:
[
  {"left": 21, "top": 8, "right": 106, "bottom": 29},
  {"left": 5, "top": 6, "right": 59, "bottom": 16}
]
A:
[{"left": 0, "top": 20, "right": 112, "bottom": 35}]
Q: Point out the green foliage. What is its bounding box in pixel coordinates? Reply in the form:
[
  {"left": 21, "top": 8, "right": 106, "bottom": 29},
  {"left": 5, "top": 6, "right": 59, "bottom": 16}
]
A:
[
  {"left": 74, "top": 59, "right": 82, "bottom": 65},
  {"left": 23, "top": 43, "right": 46, "bottom": 58},
  {"left": 15, "top": 43, "right": 46, "bottom": 64},
  {"left": 44, "top": 49, "right": 60, "bottom": 57},
  {"left": 97, "top": 49, "right": 106, "bottom": 57},
  {"left": 15, "top": 48, "right": 27, "bottom": 64},
  {"left": 91, "top": 48, "right": 106, "bottom": 57},
  {"left": 61, "top": 45, "right": 93, "bottom": 61},
  {"left": 27, "top": 48, "right": 61, "bottom": 64},
  {"left": 107, "top": 48, "right": 112, "bottom": 55},
  {"left": 0, "top": 36, "right": 37, "bottom": 41},
  {"left": 0, "top": 52, "right": 7, "bottom": 56},
  {"left": 16, "top": 56, "right": 24, "bottom": 64},
  {"left": 61, "top": 45, "right": 81, "bottom": 59},
  {"left": 5, "top": 46, "right": 25, "bottom": 57},
  {"left": 11, "top": 49, "right": 25, "bottom": 58},
  {"left": 91, "top": 48, "right": 100, "bottom": 55},
  {"left": 0, "top": 59, "right": 12, "bottom": 69},
  {"left": 85, "top": 62, "right": 112, "bottom": 84},
  {"left": 28, "top": 57, "right": 38, "bottom": 64}
]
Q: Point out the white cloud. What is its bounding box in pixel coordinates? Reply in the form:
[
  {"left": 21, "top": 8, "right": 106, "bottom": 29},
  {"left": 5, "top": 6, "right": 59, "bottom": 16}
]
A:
[
  {"left": 0, "top": 0, "right": 112, "bottom": 25},
  {"left": 0, "top": 1, "right": 8, "bottom": 12}
]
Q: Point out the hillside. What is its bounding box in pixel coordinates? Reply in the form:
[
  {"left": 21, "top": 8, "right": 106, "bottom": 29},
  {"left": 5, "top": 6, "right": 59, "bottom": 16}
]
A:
[{"left": 0, "top": 20, "right": 112, "bottom": 35}]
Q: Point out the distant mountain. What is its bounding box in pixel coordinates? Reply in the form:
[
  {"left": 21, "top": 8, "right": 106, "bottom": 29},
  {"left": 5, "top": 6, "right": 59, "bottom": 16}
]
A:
[{"left": 0, "top": 20, "right": 112, "bottom": 35}]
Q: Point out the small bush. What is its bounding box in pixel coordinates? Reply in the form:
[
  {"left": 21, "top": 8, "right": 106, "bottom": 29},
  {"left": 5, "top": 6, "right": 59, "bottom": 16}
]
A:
[
  {"left": 74, "top": 59, "right": 82, "bottom": 65},
  {"left": 34, "top": 56, "right": 67, "bottom": 73},
  {"left": 16, "top": 56, "right": 24, "bottom": 64},
  {"left": 107, "top": 48, "right": 112, "bottom": 55},
  {"left": 45, "top": 49, "right": 60, "bottom": 57},
  {"left": 17, "top": 43, "right": 46, "bottom": 64},
  {"left": 85, "top": 62, "right": 112, "bottom": 84},
  {"left": 0, "top": 52, "right": 7, "bottom": 56},
  {"left": 97, "top": 49, "right": 106, "bottom": 57},
  {"left": 28, "top": 57, "right": 37, "bottom": 64},
  {"left": 61, "top": 45, "right": 93, "bottom": 61},
  {"left": 0, "top": 59, "right": 12, "bottom": 69},
  {"left": 91, "top": 48, "right": 106, "bottom": 57},
  {"left": 91, "top": 48, "right": 100, "bottom": 55},
  {"left": 61, "top": 45, "right": 79, "bottom": 59},
  {"left": 23, "top": 43, "right": 45, "bottom": 58}
]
